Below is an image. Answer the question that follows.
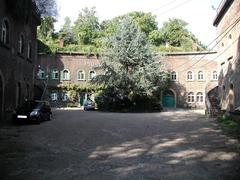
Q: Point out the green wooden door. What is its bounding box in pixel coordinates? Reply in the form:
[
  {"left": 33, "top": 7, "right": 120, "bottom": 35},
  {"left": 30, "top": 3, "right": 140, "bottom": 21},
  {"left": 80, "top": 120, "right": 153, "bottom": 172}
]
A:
[{"left": 162, "top": 90, "right": 175, "bottom": 108}]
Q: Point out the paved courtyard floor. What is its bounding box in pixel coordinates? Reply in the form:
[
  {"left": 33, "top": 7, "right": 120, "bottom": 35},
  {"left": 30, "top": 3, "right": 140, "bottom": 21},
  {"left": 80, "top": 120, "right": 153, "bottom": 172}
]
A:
[{"left": 0, "top": 109, "right": 240, "bottom": 180}]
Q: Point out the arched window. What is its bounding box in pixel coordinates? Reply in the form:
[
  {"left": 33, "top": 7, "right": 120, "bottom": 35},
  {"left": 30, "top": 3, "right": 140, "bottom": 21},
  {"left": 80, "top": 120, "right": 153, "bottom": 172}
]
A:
[
  {"left": 37, "top": 69, "right": 45, "bottom": 79},
  {"left": 1, "top": 19, "right": 9, "bottom": 45},
  {"left": 198, "top": 71, "right": 204, "bottom": 80},
  {"left": 77, "top": 70, "right": 85, "bottom": 80},
  {"left": 187, "top": 92, "right": 194, "bottom": 103},
  {"left": 63, "top": 69, "right": 70, "bottom": 80},
  {"left": 171, "top": 71, "right": 177, "bottom": 81},
  {"left": 212, "top": 71, "right": 218, "bottom": 80},
  {"left": 89, "top": 70, "right": 96, "bottom": 80},
  {"left": 51, "top": 69, "right": 59, "bottom": 80},
  {"left": 18, "top": 34, "right": 24, "bottom": 54},
  {"left": 196, "top": 92, "right": 203, "bottom": 102},
  {"left": 187, "top": 71, "right": 193, "bottom": 80}
]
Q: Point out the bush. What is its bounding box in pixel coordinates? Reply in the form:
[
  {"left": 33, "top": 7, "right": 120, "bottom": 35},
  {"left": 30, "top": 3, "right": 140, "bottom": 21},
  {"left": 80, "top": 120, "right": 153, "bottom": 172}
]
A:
[{"left": 95, "top": 87, "right": 162, "bottom": 112}]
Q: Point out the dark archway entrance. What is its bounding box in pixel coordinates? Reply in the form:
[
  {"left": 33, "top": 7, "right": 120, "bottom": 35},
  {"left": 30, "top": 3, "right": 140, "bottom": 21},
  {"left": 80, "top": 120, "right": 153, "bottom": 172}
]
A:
[{"left": 162, "top": 90, "right": 175, "bottom": 108}]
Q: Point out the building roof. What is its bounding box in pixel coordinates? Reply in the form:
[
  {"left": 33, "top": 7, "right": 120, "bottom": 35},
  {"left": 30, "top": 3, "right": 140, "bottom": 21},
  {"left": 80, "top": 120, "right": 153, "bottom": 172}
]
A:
[{"left": 213, "top": 0, "right": 234, "bottom": 26}]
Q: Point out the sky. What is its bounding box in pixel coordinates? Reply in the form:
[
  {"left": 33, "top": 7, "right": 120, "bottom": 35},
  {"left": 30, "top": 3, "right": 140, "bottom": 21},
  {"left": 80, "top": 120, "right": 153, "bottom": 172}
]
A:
[{"left": 55, "top": 0, "right": 222, "bottom": 45}]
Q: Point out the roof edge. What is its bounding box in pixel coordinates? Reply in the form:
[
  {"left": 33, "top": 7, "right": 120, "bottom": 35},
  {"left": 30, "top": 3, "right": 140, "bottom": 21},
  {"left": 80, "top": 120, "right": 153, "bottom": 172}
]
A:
[{"left": 213, "top": 0, "right": 234, "bottom": 26}]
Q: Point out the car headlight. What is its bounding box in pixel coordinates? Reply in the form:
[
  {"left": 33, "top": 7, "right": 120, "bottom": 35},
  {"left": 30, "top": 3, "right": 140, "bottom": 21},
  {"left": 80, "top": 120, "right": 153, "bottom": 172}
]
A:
[{"left": 30, "top": 110, "right": 39, "bottom": 116}]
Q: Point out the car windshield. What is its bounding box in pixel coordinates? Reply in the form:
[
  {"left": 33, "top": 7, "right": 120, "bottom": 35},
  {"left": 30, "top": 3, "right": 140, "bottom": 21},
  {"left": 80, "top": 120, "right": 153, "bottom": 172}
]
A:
[{"left": 19, "top": 101, "right": 39, "bottom": 111}]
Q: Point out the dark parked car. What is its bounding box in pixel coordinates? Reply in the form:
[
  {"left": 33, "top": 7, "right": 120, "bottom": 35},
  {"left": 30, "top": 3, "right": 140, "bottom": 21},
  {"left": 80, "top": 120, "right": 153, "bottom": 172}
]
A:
[
  {"left": 83, "top": 99, "right": 95, "bottom": 110},
  {"left": 12, "top": 100, "right": 52, "bottom": 124}
]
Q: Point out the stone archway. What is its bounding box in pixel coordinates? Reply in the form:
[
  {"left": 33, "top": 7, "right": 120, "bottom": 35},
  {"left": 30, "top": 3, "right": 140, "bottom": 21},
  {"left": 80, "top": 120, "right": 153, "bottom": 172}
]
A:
[{"left": 162, "top": 89, "right": 176, "bottom": 108}]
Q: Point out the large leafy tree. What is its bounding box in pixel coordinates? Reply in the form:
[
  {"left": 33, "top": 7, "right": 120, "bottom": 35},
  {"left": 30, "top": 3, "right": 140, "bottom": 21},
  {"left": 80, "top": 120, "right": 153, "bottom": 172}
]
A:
[
  {"left": 94, "top": 16, "right": 165, "bottom": 111},
  {"left": 159, "top": 18, "right": 207, "bottom": 50},
  {"left": 72, "top": 7, "right": 100, "bottom": 45},
  {"left": 59, "top": 17, "right": 75, "bottom": 45},
  {"left": 37, "top": 16, "right": 55, "bottom": 40}
]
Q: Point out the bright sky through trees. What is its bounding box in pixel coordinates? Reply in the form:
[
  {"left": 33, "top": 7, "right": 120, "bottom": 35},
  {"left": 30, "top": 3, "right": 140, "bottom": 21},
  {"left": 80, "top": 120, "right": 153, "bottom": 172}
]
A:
[{"left": 55, "top": 0, "right": 222, "bottom": 45}]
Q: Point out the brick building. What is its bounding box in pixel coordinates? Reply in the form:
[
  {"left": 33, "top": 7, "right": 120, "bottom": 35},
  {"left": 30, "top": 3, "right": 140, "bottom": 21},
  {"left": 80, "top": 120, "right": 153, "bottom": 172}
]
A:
[
  {"left": 0, "top": 0, "right": 40, "bottom": 123},
  {"left": 35, "top": 53, "right": 101, "bottom": 106},
  {"left": 213, "top": 0, "right": 240, "bottom": 111},
  {"left": 36, "top": 51, "right": 218, "bottom": 109},
  {"left": 160, "top": 52, "right": 218, "bottom": 109}
]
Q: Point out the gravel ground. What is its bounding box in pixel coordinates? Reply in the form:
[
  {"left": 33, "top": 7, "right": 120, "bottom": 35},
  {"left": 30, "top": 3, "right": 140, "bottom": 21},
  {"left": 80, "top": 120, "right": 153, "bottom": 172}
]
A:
[{"left": 0, "top": 109, "right": 240, "bottom": 180}]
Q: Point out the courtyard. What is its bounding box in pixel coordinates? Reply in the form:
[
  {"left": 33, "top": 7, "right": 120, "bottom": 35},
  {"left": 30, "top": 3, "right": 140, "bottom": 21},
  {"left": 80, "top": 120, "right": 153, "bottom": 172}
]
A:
[{"left": 0, "top": 109, "right": 240, "bottom": 180}]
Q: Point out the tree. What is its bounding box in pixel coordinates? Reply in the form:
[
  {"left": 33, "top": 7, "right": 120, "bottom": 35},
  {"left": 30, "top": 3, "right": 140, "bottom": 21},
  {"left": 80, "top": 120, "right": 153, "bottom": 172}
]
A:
[
  {"left": 59, "top": 17, "right": 75, "bottom": 45},
  {"left": 35, "top": 0, "right": 58, "bottom": 18},
  {"left": 37, "top": 16, "right": 55, "bottom": 40},
  {"left": 94, "top": 16, "right": 165, "bottom": 111},
  {"left": 72, "top": 7, "right": 100, "bottom": 45},
  {"left": 159, "top": 18, "right": 207, "bottom": 50}
]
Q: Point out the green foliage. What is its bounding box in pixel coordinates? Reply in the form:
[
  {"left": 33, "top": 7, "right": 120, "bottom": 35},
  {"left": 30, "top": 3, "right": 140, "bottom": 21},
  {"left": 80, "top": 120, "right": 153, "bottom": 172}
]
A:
[
  {"left": 217, "top": 115, "right": 239, "bottom": 128},
  {"left": 159, "top": 18, "right": 206, "bottom": 51},
  {"left": 37, "top": 9, "right": 207, "bottom": 54},
  {"left": 93, "top": 16, "right": 166, "bottom": 111},
  {"left": 37, "top": 16, "right": 55, "bottom": 40},
  {"left": 72, "top": 7, "right": 100, "bottom": 45},
  {"left": 59, "top": 17, "right": 75, "bottom": 45}
]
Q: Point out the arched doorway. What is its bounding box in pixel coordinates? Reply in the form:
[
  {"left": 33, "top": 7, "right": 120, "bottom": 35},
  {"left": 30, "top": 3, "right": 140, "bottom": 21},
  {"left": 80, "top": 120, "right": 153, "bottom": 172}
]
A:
[
  {"left": 0, "top": 75, "right": 3, "bottom": 121},
  {"left": 162, "top": 90, "right": 176, "bottom": 108}
]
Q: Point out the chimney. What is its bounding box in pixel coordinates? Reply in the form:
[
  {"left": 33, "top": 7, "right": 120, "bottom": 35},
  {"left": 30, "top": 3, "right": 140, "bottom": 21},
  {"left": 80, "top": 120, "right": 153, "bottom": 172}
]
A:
[
  {"left": 192, "top": 42, "right": 198, "bottom": 51},
  {"left": 59, "top": 39, "right": 64, "bottom": 48}
]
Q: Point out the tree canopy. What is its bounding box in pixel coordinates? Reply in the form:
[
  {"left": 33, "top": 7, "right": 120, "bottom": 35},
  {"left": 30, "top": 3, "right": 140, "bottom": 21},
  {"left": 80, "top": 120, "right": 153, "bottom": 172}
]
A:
[
  {"left": 37, "top": 7, "right": 207, "bottom": 54},
  {"left": 93, "top": 16, "right": 166, "bottom": 111}
]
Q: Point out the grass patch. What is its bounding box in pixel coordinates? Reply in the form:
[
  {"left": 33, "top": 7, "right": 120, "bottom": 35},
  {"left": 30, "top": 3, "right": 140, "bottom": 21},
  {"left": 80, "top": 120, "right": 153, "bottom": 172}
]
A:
[{"left": 217, "top": 115, "right": 240, "bottom": 138}]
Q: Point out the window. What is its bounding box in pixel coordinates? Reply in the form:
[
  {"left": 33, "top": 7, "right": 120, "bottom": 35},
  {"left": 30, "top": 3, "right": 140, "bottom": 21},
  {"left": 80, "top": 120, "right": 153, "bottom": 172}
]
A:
[
  {"left": 51, "top": 93, "right": 58, "bottom": 101},
  {"left": 229, "top": 34, "right": 232, "bottom": 39},
  {"left": 27, "top": 42, "right": 32, "bottom": 59},
  {"left": 37, "top": 69, "right": 45, "bottom": 79},
  {"left": 89, "top": 70, "right": 96, "bottom": 80},
  {"left": 187, "top": 92, "right": 194, "bottom": 103},
  {"left": 212, "top": 71, "right": 218, "bottom": 80},
  {"left": 18, "top": 34, "right": 24, "bottom": 54},
  {"left": 196, "top": 92, "right": 203, "bottom": 102},
  {"left": 230, "top": 83, "right": 233, "bottom": 90},
  {"left": 171, "top": 71, "right": 177, "bottom": 81},
  {"left": 51, "top": 69, "right": 59, "bottom": 80},
  {"left": 62, "top": 91, "right": 68, "bottom": 102},
  {"left": 198, "top": 71, "right": 204, "bottom": 80},
  {"left": 63, "top": 69, "right": 70, "bottom": 80},
  {"left": 77, "top": 70, "right": 85, "bottom": 80},
  {"left": 187, "top": 71, "right": 193, "bottom": 80},
  {"left": 1, "top": 19, "right": 9, "bottom": 45}
]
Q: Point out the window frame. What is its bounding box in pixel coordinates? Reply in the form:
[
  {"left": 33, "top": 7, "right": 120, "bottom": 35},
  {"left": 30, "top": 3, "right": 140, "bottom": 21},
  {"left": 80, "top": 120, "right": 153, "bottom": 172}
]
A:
[
  {"left": 51, "top": 93, "right": 58, "bottom": 101},
  {"left": 198, "top": 70, "right": 204, "bottom": 81},
  {"left": 51, "top": 69, "right": 59, "bottom": 80},
  {"left": 212, "top": 71, "right": 218, "bottom": 80},
  {"left": 77, "top": 70, "right": 85, "bottom": 81},
  {"left": 196, "top": 92, "right": 204, "bottom": 103},
  {"left": 1, "top": 18, "right": 10, "bottom": 46},
  {"left": 62, "top": 69, "right": 70, "bottom": 81},
  {"left": 171, "top": 71, "right": 177, "bottom": 81},
  {"left": 187, "top": 92, "right": 195, "bottom": 103},
  {"left": 18, "top": 34, "right": 24, "bottom": 55},
  {"left": 37, "top": 69, "right": 45, "bottom": 80},
  {"left": 187, "top": 71, "right": 194, "bottom": 81},
  {"left": 89, "top": 70, "right": 96, "bottom": 80}
]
